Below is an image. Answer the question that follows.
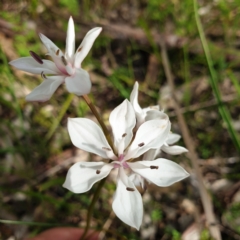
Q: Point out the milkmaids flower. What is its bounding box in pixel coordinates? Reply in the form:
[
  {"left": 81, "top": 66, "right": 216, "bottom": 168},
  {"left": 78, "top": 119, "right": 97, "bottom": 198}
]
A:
[
  {"left": 130, "top": 81, "right": 188, "bottom": 157},
  {"left": 9, "top": 17, "right": 102, "bottom": 101},
  {"left": 63, "top": 99, "right": 189, "bottom": 229}
]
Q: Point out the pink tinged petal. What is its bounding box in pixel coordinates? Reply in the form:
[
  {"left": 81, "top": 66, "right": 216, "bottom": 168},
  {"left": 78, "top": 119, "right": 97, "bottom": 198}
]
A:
[
  {"left": 74, "top": 27, "right": 102, "bottom": 67},
  {"left": 9, "top": 57, "right": 60, "bottom": 75},
  {"left": 65, "top": 16, "right": 75, "bottom": 62},
  {"left": 68, "top": 118, "right": 113, "bottom": 159},
  {"left": 65, "top": 68, "right": 91, "bottom": 96},
  {"left": 112, "top": 168, "right": 143, "bottom": 230},
  {"left": 25, "top": 76, "right": 64, "bottom": 102},
  {"left": 161, "top": 145, "right": 188, "bottom": 155},
  {"left": 109, "top": 99, "right": 136, "bottom": 152},
  {"left": 166, "top": 133, "right": 181, "bottom": 145},
  {"left": 63, "top": 162, "right": 114, "bottom": 193},
  {"left": 125, "top": 118, "right": 171, "bottom": 160},
  {"left": 128, "top": 158, "right": 189, "bottom": 187}
]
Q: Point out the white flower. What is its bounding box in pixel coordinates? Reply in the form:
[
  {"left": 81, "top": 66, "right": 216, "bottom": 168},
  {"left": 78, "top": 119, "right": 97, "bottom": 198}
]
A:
[
  {"left": 130, "top": 81, "right": 188, "bottom": 157},
  {"left": 63, "top": 99, "right": 189, "bottom": 229},
  {"left": 9, "top": 17, "right": 102, "bottom": 101}
]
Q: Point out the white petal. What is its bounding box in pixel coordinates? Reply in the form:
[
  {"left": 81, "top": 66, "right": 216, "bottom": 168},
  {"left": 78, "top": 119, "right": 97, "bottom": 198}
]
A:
[
  {"left": 125, "top": 118, "right": 171, "bottom": 159},
  {"left": 68, "top": 118, "right": 113, "bottom": 159},
  {"left": 145, "top": 110, "right": 167, "bottom": 122},
  {"left": 63, "top": 162, "right": 113, "bottom": 193},
  {"left": 74, "top": 27, "right": 102, "bottom": 67},
  {"left": 65, "top": 68, "right": 91, "bottom": 96},
  {"left": 142, "top": 148, "right": 160, "bottom": 161},
  {"left": 39, "top": 33, "right": 59, "bottom": 54},
  {"left": 161, "top": 145, "right": 188, "bottom": 155},
  {"left": 26, "top": 76, "right": 64, "bottom": 102},
  {"left": 166, "top": 133, "right": 181, "bottom": 145},
  {"left": 130, "top": 82, "right": 142, "bottom": 115},
  {"left": 109, "top": 99, "right": 136, "bottom": 153},
  {"left": 128, "top": 158, "right": 189, "bottom": 187},
  {"left": 112, "top": 168, "right": 143, "bottom": 230},
  {"left": 129, "top": 82, "right": 146, "bottom": 126},
  {"left": 9, "top": 57, "right": 60, "bottom": 75},
  {"left": 65, "top": 16, "right": 75, "bottom": 62}
]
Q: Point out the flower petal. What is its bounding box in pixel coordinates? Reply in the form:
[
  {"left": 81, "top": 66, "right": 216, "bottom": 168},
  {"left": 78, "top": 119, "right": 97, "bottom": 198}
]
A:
[
  {"left": 65, "top": 68, "right": 91, "bottom": 96},
  {"left": 63, "top": 162, "right": 113, "bottom": 193},
  {"left": 166, "top": 133, "right": 181, "bottom": 145},
  {"left": 161, "top": 145, "right": 188, "bottom": 155},
  {"left": 125, "top": 118, "right": 171, "bottom": 160},
  {"left": 74, "top": 27, "right": 102, "bottom": 67},
  {"left": 130, "top": 82, "right": 141, "bottom": 112},
  {"left": 65, "top": 16, "right": 75, "bottom": 62},
  {"left": 112, "top": 168, "right": 143, "bottom": 230},
  {"left": 145, "top": 110, "right": 167, "bottom": 122},
  {"left": 142, "top": 148, "right": 160, "bottom": 161},
  {"left": 128, "top": 158, "right": 189, "bottom": 187},
  {"left": 9, "top": 57, "right": 60, "bottom": 75},
  {"left": 39, "top": 33, "right": 60, "bottom": 54},
  {"left": 26, "top": 76, "right": 64, "bottom": 102},
  {"left": 68, "top": 118, "right": 113, "bottom": 159},
  {"left": 109, "top": 99, "right": 136, "bottom": 153}
]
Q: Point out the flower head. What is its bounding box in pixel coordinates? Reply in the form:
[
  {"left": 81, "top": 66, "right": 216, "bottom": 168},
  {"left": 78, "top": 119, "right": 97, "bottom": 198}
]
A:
[
  {"left": 63, "top": 99, "right": 189, "bottom": 229},
  {"left": 130, "top": 81, "right": 188, "bottom": 159},
  {"left": 9, "top": 17, "right": 102, "bottom": 101}
]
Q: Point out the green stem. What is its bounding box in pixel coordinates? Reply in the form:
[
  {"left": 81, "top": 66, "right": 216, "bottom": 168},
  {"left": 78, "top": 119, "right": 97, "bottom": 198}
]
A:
[
  {"left": 80, "top": 95, "right": 115, "bottom": 240},
  {"left": 45, "top": 93, "right": 74, "bottom": 141},
  {"left": 193, "top": 0, "right": 240, "bottom": 152},
  {"left": 80, "top": 177, "right": 107, "bottom": 240}
]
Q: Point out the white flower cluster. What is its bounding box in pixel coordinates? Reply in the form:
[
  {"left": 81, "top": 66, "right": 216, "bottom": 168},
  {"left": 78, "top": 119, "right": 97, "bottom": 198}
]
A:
[{"left": 9, "top": 17, "right": 189, "bottom": 230}]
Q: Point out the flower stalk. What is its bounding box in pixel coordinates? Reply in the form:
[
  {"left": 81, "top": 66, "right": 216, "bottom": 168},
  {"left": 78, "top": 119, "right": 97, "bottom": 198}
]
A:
[{"left": 80, "top": 177, "right": 107, "bottom": 240}]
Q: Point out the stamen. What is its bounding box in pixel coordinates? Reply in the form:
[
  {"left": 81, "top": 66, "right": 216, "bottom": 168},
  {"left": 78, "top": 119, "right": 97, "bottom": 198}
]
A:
[
  {"left": 138, "top": 142, "right": 145, "bottom": 147},
  {"left": 150, "top": 165, "right": 159, "bottom": 169},
  {"left": 56, "top": 49, "right": 60, "bottom": 56},
  {"left": 122, "top": 133, "right": 127, "bottom": 138},
  {"left": 78, "top": 47, "right": 83, "bottom": 52},
  {"left": 102, "top": 147, "right": 111, "bottom": 151},
  {"left": 41, "top": 71, "right": 47, "bottom": 79},
  {"left": 61, "top": 56, "right": 67, "bottom": 66},
  {"left": 96, "top": 170, "right": 101, "bottom": 174},
  {"left": 126, "top": 187, "right": 135, "bottom": 192},
  {"left": 29, "top": 51, "right": 43, "bottom": 64}
]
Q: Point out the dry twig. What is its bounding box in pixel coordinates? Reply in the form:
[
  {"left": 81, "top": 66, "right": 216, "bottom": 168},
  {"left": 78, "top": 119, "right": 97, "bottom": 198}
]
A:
[{"left": 160, "top": 39, "right": 222, "bottom": 240}]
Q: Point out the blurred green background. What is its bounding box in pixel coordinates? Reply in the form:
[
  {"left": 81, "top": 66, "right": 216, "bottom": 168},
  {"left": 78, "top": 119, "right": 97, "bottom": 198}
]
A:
[{"left": 0, "top": 0, "right": 240, "bottom": 239}]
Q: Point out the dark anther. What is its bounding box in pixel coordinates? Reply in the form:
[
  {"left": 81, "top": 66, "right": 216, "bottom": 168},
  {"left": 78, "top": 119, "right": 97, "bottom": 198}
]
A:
[
  {"left": 138, "top": 142, "right": 145, "bottom": 147},
  {"left": 29, "top": 51, "right": 43, "bottom": 64},
  {"left": 102, "top": 147, "right": 111, "bottom": 151},
  {"left": 61, "top": 56, "right": 67, "bottom": 66},
  {"left": 150, "top": 165, "right": 159, "bottom": 169},
  {"left": 56, "top": 49, "right": 60, "bottom": 55},
  {"left": 78, "top": 47, "right": 83, "bottom": 52},
  {"left": 96, "top": 170, "right": 101, "bottom": 174},
  {"left": 122, "top": 133, "right": 127, "bottom": 138},
  {"left": 41, "top": 71, "right": 47, "bottom": 79},
  {"left": 126, "top": 187, "right": 135, "bottom": 192}
]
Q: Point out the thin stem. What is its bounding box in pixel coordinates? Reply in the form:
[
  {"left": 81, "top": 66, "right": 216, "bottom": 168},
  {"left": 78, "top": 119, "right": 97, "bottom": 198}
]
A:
[
  {"left": 80, "top": 95, "right": 115, "bottom": 240},
  {"left": 160, "top": 36, "right": 222, "bottom": 240},
  {"left": 80, "top": 177, "right": 107, "bottom": 240},
  {"left": 46, "top": 93, "right": 74, "bottom": 140},
  {"left": 193, "top": 0, "right": 240, "bottom": 152},
  {"left": 82, "top": 94, "right": 115, "bottom": 151}
]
